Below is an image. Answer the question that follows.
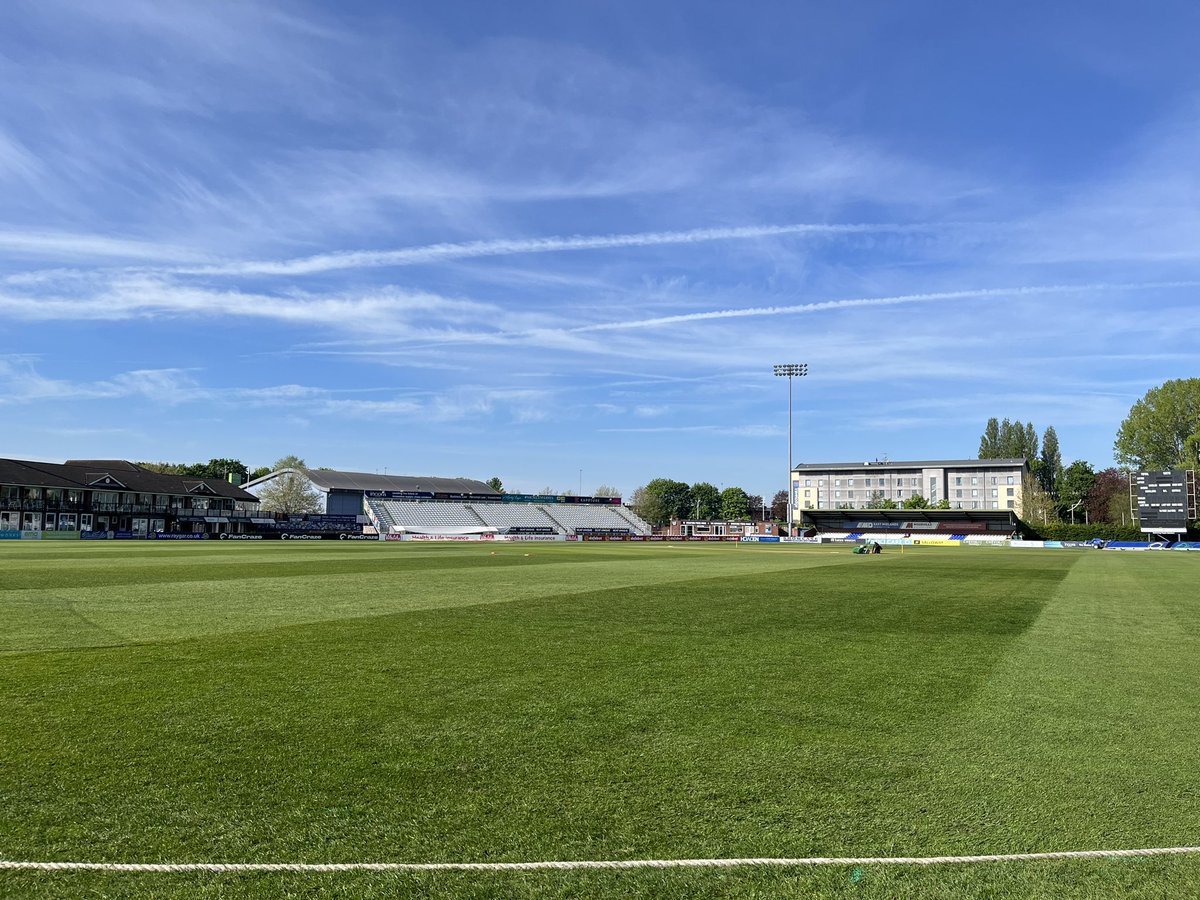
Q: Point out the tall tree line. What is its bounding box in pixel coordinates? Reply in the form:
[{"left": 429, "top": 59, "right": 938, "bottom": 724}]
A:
[
  {"left": 628, "top": 478, "right": 785, "bottom": 526},
  {"left": 978, "top": 418, "right": 1063, "bottom": 495},
  {"left": 977, "top": 420, "right": 1130, "bottom": 525}
]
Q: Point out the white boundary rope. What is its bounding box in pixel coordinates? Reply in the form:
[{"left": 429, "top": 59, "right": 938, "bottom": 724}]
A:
[{"left": 2, "top": 846, "right": 1199, "bottom": 873}]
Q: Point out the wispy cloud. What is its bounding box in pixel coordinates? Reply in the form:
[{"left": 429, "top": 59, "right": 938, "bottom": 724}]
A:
[
  {"left": 568, "top": 281, "right": 1200, "bottom": 332},
  {"left": 0, "top": 230, "right": 205, "bottom": 263},
  {"left": 0, "top": 278, "right": 500, "bottom": 335},
  {"left": 0, "top": 358, "right": 199, "bottom": 405},
  {"left": 600, "top": 423, "right": 784, "bottom": 437},
  {"left": 0, "top": 131, "right": 42, "bottom": 185},
  {"left": 177, "top": 222, "right": 950, "bottom": 277}
]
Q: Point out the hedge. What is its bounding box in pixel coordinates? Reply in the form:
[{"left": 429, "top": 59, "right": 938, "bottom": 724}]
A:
[{"left": 1018, "top": 521, "right": 1200, "bottom": 542}]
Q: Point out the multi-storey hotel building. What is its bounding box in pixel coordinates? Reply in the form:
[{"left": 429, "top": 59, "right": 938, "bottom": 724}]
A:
[{"left": 792, "top": 458, "right": 1029, "bottom": 514}]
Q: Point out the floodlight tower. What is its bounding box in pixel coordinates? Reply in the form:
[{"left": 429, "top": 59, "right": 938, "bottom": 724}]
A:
[{"left": 773, "top": 363, "right": 808, "bottom": 535}]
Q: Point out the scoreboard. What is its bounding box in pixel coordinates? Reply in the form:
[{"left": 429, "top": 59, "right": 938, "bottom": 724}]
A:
[{"left": 1134, "top": 470, "right": 1196, "bottom": 533}]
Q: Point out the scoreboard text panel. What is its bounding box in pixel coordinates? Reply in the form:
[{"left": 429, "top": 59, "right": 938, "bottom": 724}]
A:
[{"left": 1135, "top": 470, "right": 1191, "bottom": 532}]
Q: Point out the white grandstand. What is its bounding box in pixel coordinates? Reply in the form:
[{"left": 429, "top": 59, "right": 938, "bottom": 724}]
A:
[
  {"left": 469, "top": 503, "right": 559, "bottom": 531},
  {"left": 243, "top": 466, "right": 653, "bottom": 539},
  {"left": 538, "top": 503, "right": 641, "bottom": 533},
  {"left": 376, "top": 501, "right": 487, "bottom": 529},
  {"left": 367, "top": 497, "right": 652, "bottom": 537}
]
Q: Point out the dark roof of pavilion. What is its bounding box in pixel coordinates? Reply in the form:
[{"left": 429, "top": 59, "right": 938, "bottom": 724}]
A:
[{"left": 0, "top": 458, "right": 259, "bottom": 501}]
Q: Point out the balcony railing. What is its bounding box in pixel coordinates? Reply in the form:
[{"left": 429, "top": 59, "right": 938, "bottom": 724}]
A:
[{"left": 1, "top": 500, "right": 256, "bottom": 516}]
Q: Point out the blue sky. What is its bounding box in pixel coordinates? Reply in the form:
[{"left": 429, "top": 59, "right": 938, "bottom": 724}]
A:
[{"left": 2, "top": 0, "right": 1199, "bottom": 498}]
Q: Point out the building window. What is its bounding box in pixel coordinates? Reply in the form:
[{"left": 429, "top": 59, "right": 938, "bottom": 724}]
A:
[
  {"left": 835, "top": 491, "right": 841, "bottom": 499},
  {"left": 955, "top": 476, "right": 962, "bottom": 486},
  {"left": 991, "top": 502, "right": 999, "bottom": 509},
  {"left": 972, "top": 489, "right": 978, "bottom": 497},
  {"left": 1007, "top": 500, "right": 1015, "bottom": 509},
  {"left": 1007, "top": 476, "right": 1015, "bottom": 485},
  {"left": 972, "top": 477, "right": 978, "bottom": 485},
  {"left": 991, "top": 477, "right": 997, "bottom": 485},
  {"left": 864, "top": 478, "right": 871, "bottom": 487},
  {"left": 1007, "top": 488, "right": 1015, "bottom": 497},
  {"left": 835, "top": 480, "right": 842, "bottom": 486},
  {"left": 848, "top": 490, "right": 855, "bottom": 499},
  {"left": 955, "top": 489, "right": 963, "bottom": 498},
  {"left": 804, "top": 479, "right": 811, "bottom": 487},
  {"left": 848, "top": 479, "right": 855, "bottom": 486}
]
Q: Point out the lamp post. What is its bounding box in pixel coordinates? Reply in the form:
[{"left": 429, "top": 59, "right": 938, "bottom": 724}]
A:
[{"left": 773, "top": 363, "right": 808, "bottom": 536}]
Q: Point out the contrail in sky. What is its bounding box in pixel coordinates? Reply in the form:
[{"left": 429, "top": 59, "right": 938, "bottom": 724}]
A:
[
  {"left": 567, "top": 281, "right": 1200, "bottom": 332},
  {"left": 178, "top": 222, "right": 946, "bottom": 277}
]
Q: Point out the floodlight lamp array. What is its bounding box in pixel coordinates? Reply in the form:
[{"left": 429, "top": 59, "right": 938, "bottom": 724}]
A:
[{"left": 773, "top": 363, "right": 808, "bottom": 377}]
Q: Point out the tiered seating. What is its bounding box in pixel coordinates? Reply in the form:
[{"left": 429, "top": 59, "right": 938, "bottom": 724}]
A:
[
  {"left": 540, "top": 504, "right": 634, "bottom": 534},
  {"left": 610, "top": 505, "right": 653, "bottom": 534},
  {"left": 469, "top": 503, "right": 558, "bottom": 531},
  {"left": 366, "top": 497, "right": 394, "bottom": 531},
  {"left": 376, "top": 500, "right": 486, "bottom": 529}
]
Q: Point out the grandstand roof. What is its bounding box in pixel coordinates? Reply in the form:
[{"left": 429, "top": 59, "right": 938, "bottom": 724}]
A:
[
  {"left": 298, "top": 469, "right": 500, "bottom": 496},
  {"left": 800, "top": 508, "right": 1020, "bottom": 528},
  {"left": 792, "top": 458, "right": 1029, "bottom": 472}
]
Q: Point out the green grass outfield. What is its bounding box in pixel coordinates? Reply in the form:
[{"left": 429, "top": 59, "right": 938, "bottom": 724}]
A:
[{"left": 1, "top": 541, "right": 1198, "bottom": 899}]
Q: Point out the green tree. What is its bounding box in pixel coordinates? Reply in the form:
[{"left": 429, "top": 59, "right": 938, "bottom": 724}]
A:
[
  {"left": 981, "top": 419, "right": 1047, "bottom": 464},
  {"left": 999, "top": 418, "right": 1020, "bottom": 457},
  {"left": 688, "top": 482, "right": 722, "bottom": 519},
  {"left": 593, "top": 484, "right": 620, "bottom": 498},
  {"left": 1114, "top": 378, "right": 1200, "bottom": 469},
  {"left": 1186, "top": 433, "right": 1200, "bottom": 470},
  {"left": 248, "top": 466, "right": 272, "bottom": 482},
  {"left": 770, "top": 489, "right": 788, "bottom": 520},
  {"left": 136, "top": 458, "right": 249, "bottom": 481},
  {"left": 933, "top": 498, "right": 951, "bottom": 509},
  {"left": 902, "top": 494, "right": 930, "bottom": 509},
  {"left": 719, "top": 486, "right": 750, "bottom": 521},
  {"left": 1024, "top": 422, "right": 1039, "bottom": 462},
  {"left": 136, "top": 461, "right": 184, "bottom": 474},
  {"left": 1057, "top": 460, "right": 1096, "bottom": 521},
  {"left": 1039, "top": 426, "right": 1063, "bottom": 495},
  {"left": 867, "top": 491, "right": 898, "bottom": 509},
  {"left": 273, "top": 455, "right": 307, "bottom": 472},
  {"left": 632, "top": 478, "right": 691, "bottom": 526},
  {"left": 486, "top": 477, "right": 505, "bottom": 494},
  {"left": 979, "top": 418, "right": 1000, "bottom": 458},
  {"left": 185, "top": 458, "right": 248, "bottom": 481}
]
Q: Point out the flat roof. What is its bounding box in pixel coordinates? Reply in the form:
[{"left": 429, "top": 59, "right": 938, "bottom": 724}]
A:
[
  {"left": 792, "top": 458, "right": 1028, "bottom": 472},
  {"left": 299, "top": 469, "right": 500, "bottom": 496}
]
